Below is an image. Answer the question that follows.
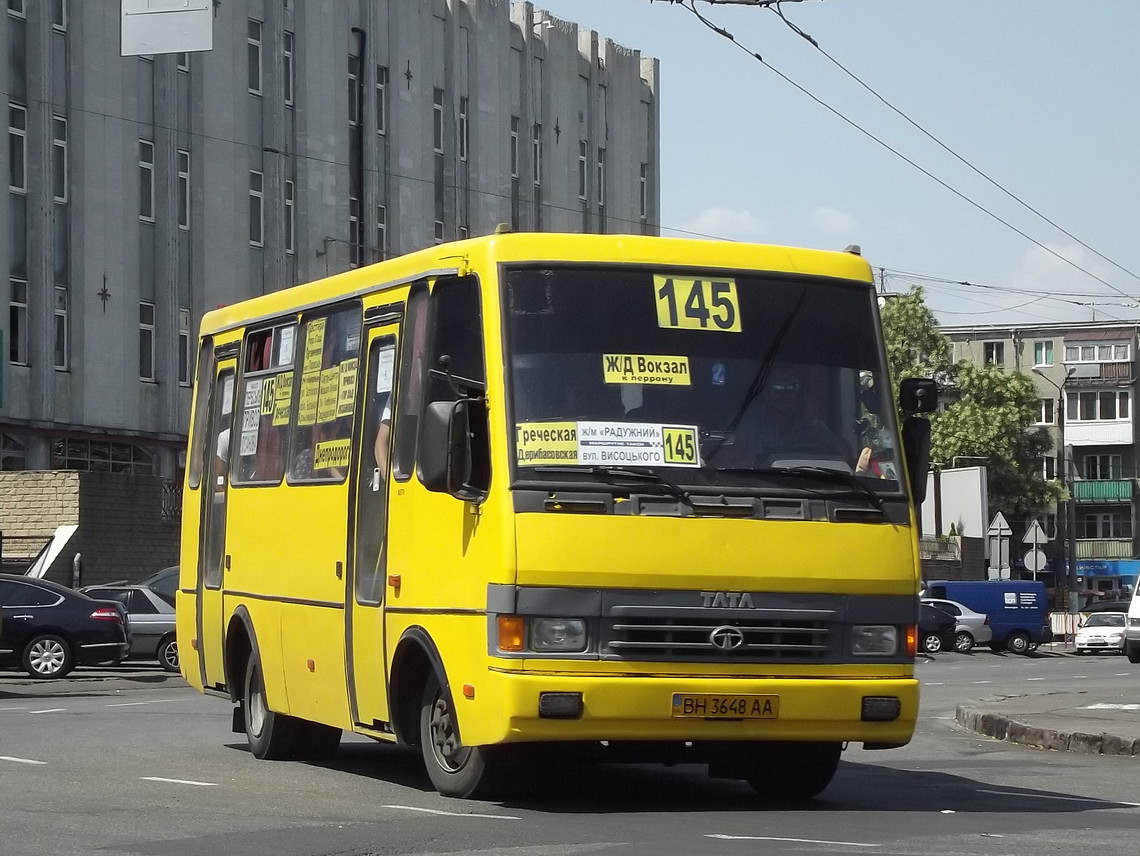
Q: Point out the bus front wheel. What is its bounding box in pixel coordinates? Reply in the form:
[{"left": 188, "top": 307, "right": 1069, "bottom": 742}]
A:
[
  {"left": 243, "top": 655, "right": 299, "bottom": 760},
  {"left": 419, "top": 672, "right": 503, "bottom": 799},
  {"left": 743, "top": 741, "right": 842, "bottom": 801}
]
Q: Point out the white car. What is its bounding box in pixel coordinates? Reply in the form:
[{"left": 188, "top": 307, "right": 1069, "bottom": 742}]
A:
[
  {"left": 1126, "top": 591, "right": 1140, "bottom": 664},
  {"left": 1074, "top": 612, "right": 1127, "bottom": 655},
  {"left": 921, "top": 598, "right": 992, "bottom": 653}
]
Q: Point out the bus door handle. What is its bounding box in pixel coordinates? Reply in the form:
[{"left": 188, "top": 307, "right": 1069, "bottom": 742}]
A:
[
  {"left": 224, "top": 554, "right": 231, "bottom": 571},
  {"left": 335, "top": 561, "right": 343, "bottom": 579}
]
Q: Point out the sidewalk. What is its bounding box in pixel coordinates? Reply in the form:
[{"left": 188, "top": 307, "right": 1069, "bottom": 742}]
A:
[{"left": 956, "top": 686, "right": 1140, "bottom": 757}]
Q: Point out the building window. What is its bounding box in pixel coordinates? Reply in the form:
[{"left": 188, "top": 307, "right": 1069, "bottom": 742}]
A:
[
  {"left": 1078, "top": 512, "right": 1132, "bottom": 540},
  {"left": 1041, "top": 455, "right": 1056, "bottom": 481},
  {"left": 285, "top": 179, "right": 295, "bottom": 255},
  {"left": 7, "top": 0, "right": 24, "bottom": 18},
  {"left": 578, "top": 140, "right": 587, "bottom": 201},
  {"left": 983, "top": 341, "right": 1004, "bottom": 366},
  {"left": 432, "top": 88, "right": 444, "bottom": 154},
  {"left": 510, "top": 116, "right": 519, "bottom": 178},
  {"left": 458, "top": 96, "right": 468, "bottom": 161},
  {"left": 1084, "top": 454, "right": 1123, "bottom": 480},
  {"left": 51, "top": 439, "right": 155, "bottom": 475},
  {"left": 1044, "top": 513, "right": 1057, "bottom": 539},
  {"left": 348, "top": 55, "right": 362, "bottom": 128},
  {"left": 176, "top": 52, "right": 189, "bottom": 73},
  {"left": 247, "top": 20, "right": 262, "bottom": 95},
  {"left": 349, "top": 196, "right": 362, "bottom": 266},
  {"left": 249, "top": 171, "right": 263, "bottom": 246},
  {"left": 1035, "top": 398, "right": 1055, "bottom": 425},
  {"left": 1033, "top": 340, "right": 1054, "bottom": 367},
  {"left": 9, "top": 103, "right": 26, "bottom": 192},
  {"left": 459, "top": 225, "right": 468, "bottom": 240},
  {"left": 51, "top": 0, "right": 64, "bottom": 31},
  {"left": 639, "top": 163, "right": 648, "bottom": 220},
  {"left": 139, "top": 139, "right": 154, "bottom": 222},
  {"left": 53, "top": 286, "right": 68, "bottom": 370},
  {"left": 0, "top": 433, "right": 26, "bottom": 471},
  {"left": 177, "top": 149, "right": 190, "bottom": 229},
  {"left": 178, "top": 308, "right": 191, "bottom": 385},
  {"left": 434, "top": 219, "right": 444, "bottom": 244},
  {"left": 51, "top": 117, "right": 66, "bottom": 202},
  {"left": 8, "top": 277, "right": 27, "bottom": 365},
  {"left": 376, "top": 203, "right": 386, "bottom": 261},
  {"left": 597, "top": 147, "right": 606, "bottom": 207},
  {"left": 140, "top": 301, "right": 156, "bottom": 381},
  {"left": 1067, "top": 390, "right": 1130, "bottom": 422},
  {"left": 283, "top": 31, "right": 294, "bottom": 107},
  {"left": 1065, "top": 342, "right": 1130, "bottom": 363},
  {"left": 375, "top": 65, "right": 388, "bottom": 135},
  {"left": 532, "top": 123, "right": 542, "bottom": 187}
]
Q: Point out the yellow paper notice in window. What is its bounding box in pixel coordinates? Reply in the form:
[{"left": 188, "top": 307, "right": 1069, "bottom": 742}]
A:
[
  {"left": 297, "top": 372, "right": 320, "bottom": 426},
  {"left": 303, "top": 317, "right": 327, "bottom": 373},
  {"left": 603, "top": 354, "right": 691, "bottom": 385},
  {"left": 516, "top": 422, "right": 578, "bottom": 466},
  {"left": 272, "top": 371, "right": 294, "bottom": 426},
  {"left": 336, "top": 358, "right": 358, "bottom": 418},
  {"left": 317, "top": 366, "right": 340, "bottom": 423},
  {"left": 313, "top": 439, "right": 351, "bottom": 470}
]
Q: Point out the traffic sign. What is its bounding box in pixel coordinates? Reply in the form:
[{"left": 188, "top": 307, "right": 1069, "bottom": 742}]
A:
[
  {"left": 1023, "top": 519, "right": 1048, "bottom": 546},
  {"left": 1023, "top": 548, "right": 1047, "bottom": 573},
  {"left": 988, "top": 511, "right": 1012, "bottom": 536}
]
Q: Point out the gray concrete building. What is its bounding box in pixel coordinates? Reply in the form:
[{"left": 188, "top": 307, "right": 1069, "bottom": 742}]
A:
[
  {"left": 943, "top": 321, "right": 1140, "bottom": 599},
  {"left": 0, "top": 0, "right": 661, "bottom": 483}
]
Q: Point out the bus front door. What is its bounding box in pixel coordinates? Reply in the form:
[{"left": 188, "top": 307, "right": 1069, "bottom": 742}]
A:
[
  {"left": 196, "top": 360, "right": 236, "bottom": 691},
  {"left": 347, "top": 323, "right": 399, "bottom": 729}
]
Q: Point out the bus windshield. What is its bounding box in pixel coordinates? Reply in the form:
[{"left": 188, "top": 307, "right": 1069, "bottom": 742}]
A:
[{"left": 505, "top": 265, "right": 903, "bottom": 494}]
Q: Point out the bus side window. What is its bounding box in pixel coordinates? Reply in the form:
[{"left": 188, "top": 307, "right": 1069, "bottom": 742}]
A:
[{"left": 392, "top": 283, "right": 429, "bottom": 481}]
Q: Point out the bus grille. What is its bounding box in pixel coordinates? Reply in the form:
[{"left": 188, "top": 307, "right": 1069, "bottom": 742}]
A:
[{"left": 602, "top": 616, "right": 833, "bottom": 662}]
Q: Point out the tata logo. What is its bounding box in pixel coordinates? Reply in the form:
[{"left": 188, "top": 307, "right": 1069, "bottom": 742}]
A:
[
  {"left": 700, "top": 591, "right": 755, "bottom": 608},
  {"left": 709, "top": 625, "right": 746, "bottom": 650}
]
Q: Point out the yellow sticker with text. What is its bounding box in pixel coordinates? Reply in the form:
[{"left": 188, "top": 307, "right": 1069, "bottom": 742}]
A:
[
  {"left": 317, "top": 366, "right": 340, "bottom": 423},
  {"left": 603, "top": 354, "right": 690, "bottom": 385},
  {"left": 516, "top": 422, "right": 578, "bottom": 466},
  {"left": 297, "top": 372, "right": 320, "bottom": 426},
  {"left": 654, "top": 276, "right": 741, "bottom": 333},
  {"left": 313, "top": 439, "right": 351, "bottom": 470},
  {"left": 260, "top": 375, "right": 277, "bottom": 416},
  {"left": 272, "top": 371, "right": 294, "bottom": 426},
  {"left": 663, "top": 426, "right": 699, "bottom": 466},
  {"left": 336, "top": 358, "right": 358, "bottom": 418},
  {"left": 303, "top": 317, "right": 327, "bottom": 373}
]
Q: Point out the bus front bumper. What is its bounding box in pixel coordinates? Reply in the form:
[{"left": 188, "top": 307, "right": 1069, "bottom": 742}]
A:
[{"left": 464, "top": 671, "right": 918, "bottom": 748}]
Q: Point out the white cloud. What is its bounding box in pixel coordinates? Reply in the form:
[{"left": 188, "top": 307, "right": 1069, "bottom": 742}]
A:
[
  {"left": 672, "top": 207, "right": 769, "bottom": 243},
  {"left": 809, "top": 206, "right": 859, "bottom": 239}
]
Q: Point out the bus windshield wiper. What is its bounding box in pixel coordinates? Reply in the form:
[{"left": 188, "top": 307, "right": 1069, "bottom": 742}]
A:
[
  {"left": 714, "top": 466, "right": 886, "bottom": 510},
  {"left": 534, "top": 465, "right": 691, "bottom": 502}
]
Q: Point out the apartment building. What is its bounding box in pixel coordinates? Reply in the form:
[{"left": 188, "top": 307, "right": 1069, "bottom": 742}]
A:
[
  {"left": 943, "top": 321, "right": 1140, "bottom": 598},
  {"left": 0, "top": 0, "right": 661, "bottom": 479}
]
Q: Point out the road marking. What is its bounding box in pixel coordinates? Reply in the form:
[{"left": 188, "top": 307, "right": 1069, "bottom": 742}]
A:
[
  {"left": 0, "top": 756, "right": 47, "bottom": 765},
  {"left": 1073, "top": 675, "right": 1088, "bottom": 679},
  {"left": 1082, "top": 703, "right": 1140, "bottom": 711},
  {"left": 382, "top": 805, "right": 520, "bottom": 821},
  {"left": 706, "top": 834, "right": 879, "bottom": 847},
  {"left": 1116, "top": 673, "right": 1130, "bottom": 677},
  {"left": 140, "top": 776, "right": 218, "bottom": 787},
  {"left": 29, "top": 708, "right": 66, "bottom": 714},
  {"left": 0, "top": 706, "right": 30, "bottom": 712},
  {"left": 925, "top": 682, "right": 944, "bottom": 686},
  {"left": 977, "top": 789, "right": 1140, "bottom": 808},
  {"left": 973, "top": 681, "right": 992, "bottom": 684},
  {"left": 1026, "top": 677, "right": 1045, "bottom": 681},
  {"left": 106, "top": 699, "right": 180, "bottom": 708}
]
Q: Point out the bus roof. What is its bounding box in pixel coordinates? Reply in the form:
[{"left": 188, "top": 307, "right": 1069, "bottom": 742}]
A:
[{"left": 199, "top": 232, "right": 874, "bottom": 337}]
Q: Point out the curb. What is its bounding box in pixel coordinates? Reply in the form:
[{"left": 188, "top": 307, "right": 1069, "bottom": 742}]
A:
[{"left": 956, "top": 698, "right": 1140, "bottom": 758}]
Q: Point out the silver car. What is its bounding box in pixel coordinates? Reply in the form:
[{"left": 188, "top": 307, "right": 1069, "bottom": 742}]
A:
[
  {"left": 921, "top": 597, "right": 992, "bottom": 653},
  {"left": 79, "top": 584, "right": 178, "bottom": 672}
]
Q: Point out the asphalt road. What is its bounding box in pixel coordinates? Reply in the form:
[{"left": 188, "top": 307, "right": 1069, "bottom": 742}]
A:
[{"left": 1, "top": 652, "right": 1137, "bottom": 856}]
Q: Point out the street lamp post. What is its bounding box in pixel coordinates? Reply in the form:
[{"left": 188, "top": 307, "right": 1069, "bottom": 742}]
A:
[{"left": 1032, "top": 366, "right": 1078, "bottom": 612}]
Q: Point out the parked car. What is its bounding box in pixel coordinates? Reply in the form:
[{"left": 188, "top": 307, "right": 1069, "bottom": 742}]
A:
[
  {"left": 1081, "top": 598, "right": 1131, "bottom": 615},
  {"left": 0, "top": 574, "right": 130, "bottom": 678},
  {"left": 79, "top": 583, "right": 178, "bottom": 672},
  {"left": 1126, "top": 588, "right": 1140, "bottom": 664},
  {"left": 136, "top": 565, "right": 178, "bottom": 606},
  {"left": 924, "top": 580, "right": 1051, "bottom": 654},
  {"left": 1074, "top": 612, "right": 1127, "bottom": 655},
  {"left": 922, "top": 597, "right": 992, "bottom": 653},
  {"left": 919, "top": 603, "right": 957, "bottom": 654}
]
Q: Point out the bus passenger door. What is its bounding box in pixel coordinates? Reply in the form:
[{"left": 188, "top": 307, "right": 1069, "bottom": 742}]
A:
[
  {"left": 347, "top": 323, "right": 399, "bottom": 729},
  {"left": 196, "top": 360, "right": 236, "bottom": 691}
]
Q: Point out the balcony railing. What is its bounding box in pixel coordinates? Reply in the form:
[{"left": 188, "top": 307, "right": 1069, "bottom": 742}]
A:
[
  {"left": 1075, "top": 538, "right": 1134, "bottom": 559},
  {"left": 919, "top": 535, "right": 961, "bottom": 560},
  {"left": 1071, "top": 479, "right": 1135, "bottom": 503}
]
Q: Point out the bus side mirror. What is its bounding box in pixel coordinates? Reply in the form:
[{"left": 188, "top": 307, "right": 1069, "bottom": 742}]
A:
[
  {"left": 420, "top": 399, "right": 488, "bottom": 501},
  {"left": 901, "top": 416, "right": 931, "bottom": 505},
  {"left": 898, "top": 377, "right": 938, "bottom": 414}
]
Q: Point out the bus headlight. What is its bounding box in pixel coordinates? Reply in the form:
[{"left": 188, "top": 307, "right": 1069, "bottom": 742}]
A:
[
  {"left": 852, "top": 625, "right": 898, "bottom": 656},
  {"left": 530, "top": 618, "right": 588, "bottom": 652}
]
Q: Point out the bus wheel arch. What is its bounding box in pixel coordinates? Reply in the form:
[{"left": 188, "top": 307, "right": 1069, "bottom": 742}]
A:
[
  {"left": 390, "top": 628, "right": 450, "bottom": 746},
  {"left": 225, "top": 607, "right": 257, "bottom": 704}
]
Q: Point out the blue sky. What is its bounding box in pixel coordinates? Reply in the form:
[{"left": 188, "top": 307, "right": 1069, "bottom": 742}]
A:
[{"left": 533, "top": 0, "right": 1140, "bottom": 326}]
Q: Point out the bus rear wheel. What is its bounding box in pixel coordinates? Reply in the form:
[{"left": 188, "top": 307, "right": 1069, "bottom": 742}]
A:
[
  {"left": 419, "top": 672, "right": 503, "bottom": 799},
  {"left": 744, "top": 741, "right": 842, "bottom": 801}
]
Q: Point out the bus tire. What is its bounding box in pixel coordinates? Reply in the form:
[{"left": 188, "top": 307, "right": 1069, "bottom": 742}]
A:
[
  {"left": 419, "top": 671, "right": 501, "bottom": 799},
  {"left": 243, "top": 654, "right": 299, "bottom": 760},
  {"left": 744, "top": 741, "right": 841, "bottom": 801},
  {"left": 1006, "top": 631, "right": 1031, "bottom": 655},
  {"left": 293, "top": 720, "right": 342, "bottom": 762}
]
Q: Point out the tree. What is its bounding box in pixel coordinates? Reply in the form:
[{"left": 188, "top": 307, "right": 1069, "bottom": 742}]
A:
[{"left": 880, "top": 287, "right": 1062, "bottom": 518}]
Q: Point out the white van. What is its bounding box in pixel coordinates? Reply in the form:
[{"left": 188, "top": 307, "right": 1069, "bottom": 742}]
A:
[{"left": 1126, "top": 587, "right": 1140, "bottom": 664}]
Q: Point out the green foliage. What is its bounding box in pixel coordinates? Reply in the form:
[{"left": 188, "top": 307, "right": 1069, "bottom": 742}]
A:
[{"left": 881, "top": 286, "right": 1062, "bottom": 518}]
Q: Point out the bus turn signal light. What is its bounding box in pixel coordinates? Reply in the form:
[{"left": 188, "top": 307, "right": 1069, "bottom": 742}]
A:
[
  {"left": 905, "top": 625, "right": 918, "bottom": 657},
  {"left": 498, "top": 616, "right": 525, "bottom": 651}
]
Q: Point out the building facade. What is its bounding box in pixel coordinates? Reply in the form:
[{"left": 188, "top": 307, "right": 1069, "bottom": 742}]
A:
[
  {"left": 943, "top": 321, "right": 1140, "bottom": 599},
  {"left": 0, "top": 0, "right": 661, "bottom": 481}
]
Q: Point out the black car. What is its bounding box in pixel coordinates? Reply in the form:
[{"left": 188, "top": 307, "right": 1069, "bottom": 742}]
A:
[
  {"left": 0, "top": 574, "right": 130, "bottom": 678},
  {"left": 919, "top": 602, "right": 957, "bottom": 654}
]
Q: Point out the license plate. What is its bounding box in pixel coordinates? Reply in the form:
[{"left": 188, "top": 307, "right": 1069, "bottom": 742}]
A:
[{"left": 671, "top": 693, "right": 779, "bottom": 719}]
